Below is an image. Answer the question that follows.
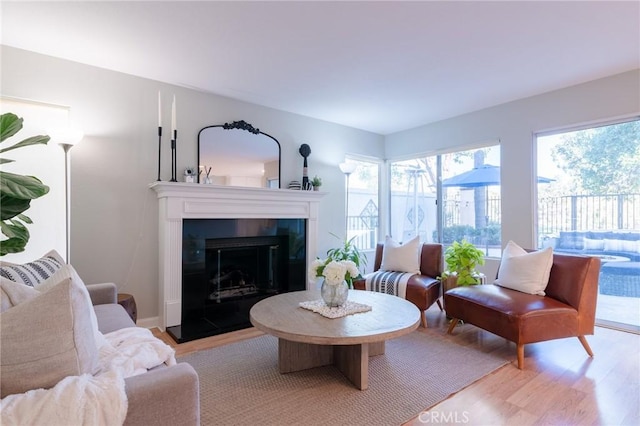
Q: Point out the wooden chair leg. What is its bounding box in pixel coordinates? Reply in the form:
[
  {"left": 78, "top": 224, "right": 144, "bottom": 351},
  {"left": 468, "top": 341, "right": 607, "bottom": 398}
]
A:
[
  {"left": 436, "top": 299, "right": 444, "bottom": 311},
  {"left": 517, "top": 344, "right": 525, "bottom": 369},
  {"left": 578, "top": 336, "right": 594, "bottom": 357},
  {"left": 446, "top": 318, "right": 459, "bottom": 334},
  {"left": 420, "top": 311, "right": 427, "bottom": 328}
]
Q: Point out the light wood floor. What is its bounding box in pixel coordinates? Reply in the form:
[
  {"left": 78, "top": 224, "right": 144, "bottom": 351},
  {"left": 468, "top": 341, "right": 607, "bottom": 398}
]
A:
[{"left": 153, "top": 305, "right": 640, "bottom": 426}]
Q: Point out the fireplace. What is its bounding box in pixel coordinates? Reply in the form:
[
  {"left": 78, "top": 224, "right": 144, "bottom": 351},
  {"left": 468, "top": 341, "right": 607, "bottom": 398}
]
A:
[
  {"left": 175, "top": 219, "right": 306, "bottom": 342},
  {"left": 150, "top": 182, "right": 324, "bottom": 341}
]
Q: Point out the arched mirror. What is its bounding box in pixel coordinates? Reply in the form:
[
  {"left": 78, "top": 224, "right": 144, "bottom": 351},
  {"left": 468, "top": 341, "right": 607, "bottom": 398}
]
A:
[{"left": 198, "top": 120, "right": 281, "bottom": 188}]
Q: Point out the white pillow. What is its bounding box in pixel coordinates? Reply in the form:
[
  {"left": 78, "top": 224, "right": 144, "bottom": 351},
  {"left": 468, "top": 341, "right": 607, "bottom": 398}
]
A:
[
  {"left": 494, "top": 240, "right": 553, "bottom": 296},
  {"left": 583, "top": 237, "right": 604, "bottom": 251},
  {"left": 380, "top": 235, "right": 421, "bottom": 274},
  {"left": 0, "top": 277, "right": 40, "bottom": 312},
  {"left": 0, "top": 249, "right": 65, "bottom": 287},
  {"left": 603, "top": 238, "right": 637, "bottom": 253},
  {"left": 1, "top": 264, "right": 105, "bottom": 359},
  {"left": 0, "top": 266, "right": 99, "bottom": 397}
]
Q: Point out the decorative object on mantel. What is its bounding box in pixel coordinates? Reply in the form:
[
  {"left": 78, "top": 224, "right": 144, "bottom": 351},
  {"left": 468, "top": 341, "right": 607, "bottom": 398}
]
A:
[
  {"left": 199, "top": 166, "right": 212, "bottom": 184},
  {"left": 170, "top": 95, "right": 178, "bottom": 182},
  {"left": 298, "top": 299, "right": 372, "bottom": 318},
  {"left": 298, "top": 143, "right": 311, "bottom": 190},
  {"left": 156, "top": 91, "right": 162, "bottom": 181},
  {"left": 184, "top": 167, "right": 196, "bottom": 183},
  {"left": 311, "top": 175, "right": 322, "bottom": 191},
  {"left": 288, "top": 180, "right": 301, "bottom": 190}
]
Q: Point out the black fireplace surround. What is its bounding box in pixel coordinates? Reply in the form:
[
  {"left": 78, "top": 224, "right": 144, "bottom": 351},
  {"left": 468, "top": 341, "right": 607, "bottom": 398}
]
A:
[{"left": 169, "top": 218, "right": 306, "bottom": 343}]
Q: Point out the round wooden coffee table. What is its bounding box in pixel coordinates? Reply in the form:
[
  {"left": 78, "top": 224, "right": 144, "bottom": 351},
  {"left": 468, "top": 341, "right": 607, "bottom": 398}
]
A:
[{"left": 249, "top": 289, "right": 420, "bottom": 390}]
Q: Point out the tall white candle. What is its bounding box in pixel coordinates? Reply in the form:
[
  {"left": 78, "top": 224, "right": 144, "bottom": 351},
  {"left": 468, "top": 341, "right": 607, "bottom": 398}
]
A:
[
  {"left": 158, "top": 91, "right": 162, "bottom": 127},
  {"left": 171, "top": 95, "right": 176, "bottom": 135}
]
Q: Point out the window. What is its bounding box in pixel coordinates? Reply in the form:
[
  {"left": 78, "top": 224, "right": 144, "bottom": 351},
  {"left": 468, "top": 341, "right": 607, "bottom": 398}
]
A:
[
  {"left": 389, "top": 157, "right": 438, "bottom": 243},
  {"left": 441, "top": 145, "right": 501, "bottom": 256},
  {"left": 389, "top": 144, "right": 501, "bottom": 256},
  {"left": 536, "top": 119, "right": 640, "bottom": 330},
  {"left": 344, "top": 158, "right": 380, "bottom": 251}
]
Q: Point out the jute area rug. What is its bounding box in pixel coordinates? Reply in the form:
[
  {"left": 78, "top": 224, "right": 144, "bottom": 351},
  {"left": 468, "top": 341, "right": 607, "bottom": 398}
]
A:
[{"left": 178, "top": 329, "right": 509, "bottom": 426}]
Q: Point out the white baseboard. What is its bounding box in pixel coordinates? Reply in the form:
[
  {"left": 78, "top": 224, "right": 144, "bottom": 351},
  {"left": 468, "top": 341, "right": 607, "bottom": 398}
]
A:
[{"left": 137, "top": 316, "right": 161, "bottom": 330}]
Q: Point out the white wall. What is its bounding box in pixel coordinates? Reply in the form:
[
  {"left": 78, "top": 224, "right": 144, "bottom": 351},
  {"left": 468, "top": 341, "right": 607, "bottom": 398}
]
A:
[
  {"left": 385, "top": 69, "right": 640, "bottom": 278},
  {"left": 1, "top": 46, "right": 384, "bottom": 324}
]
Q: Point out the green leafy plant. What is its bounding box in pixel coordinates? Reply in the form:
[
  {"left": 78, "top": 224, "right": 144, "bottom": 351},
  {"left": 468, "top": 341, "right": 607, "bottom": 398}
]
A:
[
  {"left": 322, "top": 233, "right": 367, "bottom": 287},
  {"left": 438, "top": 239, "right": 485, "bottom": 286},
  {"left": 311, "top": 175, "right": 322, "bottom": 188},
  {"left": 0, "top": 113, "right": 50, "bottom": 256}
]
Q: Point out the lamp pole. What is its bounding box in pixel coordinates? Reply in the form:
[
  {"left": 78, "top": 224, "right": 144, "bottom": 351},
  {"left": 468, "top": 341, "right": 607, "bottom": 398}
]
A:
[
  {"left": 60, "top": 143, "right": 73, "bottom": 263},
  {"left": 339, "top": 162, "right": 357, "bottom": 239},
  {"left": 55, "top": 127, "right": 83, "bottom": 263}
]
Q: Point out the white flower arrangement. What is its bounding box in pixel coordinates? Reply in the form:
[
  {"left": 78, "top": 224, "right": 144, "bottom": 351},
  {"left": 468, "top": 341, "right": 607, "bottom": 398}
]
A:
[{"left": 309, "top": 258, "right": 360, "bottom": 287}]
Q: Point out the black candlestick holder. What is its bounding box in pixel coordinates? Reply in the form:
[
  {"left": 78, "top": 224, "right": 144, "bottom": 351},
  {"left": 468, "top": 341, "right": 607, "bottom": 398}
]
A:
[
  {"left": 157, "top": 126, "right": 162, "bottom": 181},
  {"left": 170, "top": 129, "right": 178, "bottom": 182}
]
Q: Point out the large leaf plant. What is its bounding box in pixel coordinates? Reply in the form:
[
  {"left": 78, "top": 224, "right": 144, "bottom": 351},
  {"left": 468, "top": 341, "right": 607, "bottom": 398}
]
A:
[{"left": 0, "top": 112, "right": 50, "bottom": 256}]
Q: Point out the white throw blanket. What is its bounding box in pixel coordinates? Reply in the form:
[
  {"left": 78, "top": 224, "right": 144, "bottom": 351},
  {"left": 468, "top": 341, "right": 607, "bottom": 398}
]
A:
[
  {"left": 364, "top": 271, "right": 414, "bottom": 299},
  {"left": 98, "top": 326, "right": 176, "bottom": 377},
  {"left": 0, "top": 327, "right": 176, "bottom": 426}
]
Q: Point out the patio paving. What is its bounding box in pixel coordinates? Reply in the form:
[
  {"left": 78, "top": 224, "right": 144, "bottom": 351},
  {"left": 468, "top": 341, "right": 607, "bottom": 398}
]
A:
[{"left": 596, "top": 293, "right": 640, "bottom": 328}]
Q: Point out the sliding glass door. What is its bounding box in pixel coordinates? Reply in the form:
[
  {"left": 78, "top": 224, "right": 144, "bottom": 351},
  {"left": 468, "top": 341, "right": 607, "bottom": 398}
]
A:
[
  {"left": 389, "top": 144, "right": 501, "bottom": 257},
  {"left": 536, "top": 119, "right": 640, "bottom": 332}
]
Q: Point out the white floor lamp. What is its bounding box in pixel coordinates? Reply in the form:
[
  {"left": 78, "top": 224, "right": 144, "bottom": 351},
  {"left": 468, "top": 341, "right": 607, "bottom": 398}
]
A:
[
  {"left": 339, "top": 161, "right": 357, "bottom": 239},
  {"left": 52, "top": 128, "right": 83, "bottom": 263}
]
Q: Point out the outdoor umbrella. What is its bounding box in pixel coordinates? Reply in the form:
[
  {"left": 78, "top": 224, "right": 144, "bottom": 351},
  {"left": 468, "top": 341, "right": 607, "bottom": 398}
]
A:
[
  {"left": 441, "top": 164, "right": 553, "bottom": 253},
  {"left": 441, "top": 164, "right": 553, "bottom": 188}
]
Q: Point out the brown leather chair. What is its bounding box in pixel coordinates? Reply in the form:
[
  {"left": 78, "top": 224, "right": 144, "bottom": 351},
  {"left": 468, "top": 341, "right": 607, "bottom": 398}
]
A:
[
  {"left": 354, "top": 242, "right": 443, "bottom": 328},
  {"left": 444, "top": 252, "right": 601, "bottom": 369}
]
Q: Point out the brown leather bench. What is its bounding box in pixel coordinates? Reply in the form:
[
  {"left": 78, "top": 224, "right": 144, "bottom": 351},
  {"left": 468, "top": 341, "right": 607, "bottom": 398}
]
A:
[
  {"left": 445, "top": 252, "right": 601, "bottom": 369},
  {"left": 354, "top": 243, "right": 443, "bottom": 328}
]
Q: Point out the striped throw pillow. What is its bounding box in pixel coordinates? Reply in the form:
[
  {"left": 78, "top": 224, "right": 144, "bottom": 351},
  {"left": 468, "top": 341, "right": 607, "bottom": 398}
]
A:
[{"left": 0, "top": 250, "right": 65, "bottom": 287}]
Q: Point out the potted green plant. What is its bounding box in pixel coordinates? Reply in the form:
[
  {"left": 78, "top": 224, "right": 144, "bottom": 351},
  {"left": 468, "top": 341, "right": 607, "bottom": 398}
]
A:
[
  {"left": 326, "top": 234, "right": 367, "bottom": 281},
  {"left": 439, "top": 239, "right": 485, "bottom": 294},
  {"left": 311, "top": 175, "right": 322, "bottom": 191},
  {"left": 0, "top": 113, "right": 50, "bottom": 256}
]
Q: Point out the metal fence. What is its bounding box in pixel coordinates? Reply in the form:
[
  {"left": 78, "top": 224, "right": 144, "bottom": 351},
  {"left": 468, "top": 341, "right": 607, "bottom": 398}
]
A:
[
  {"left": 443, "top": 193, "right": 640, "bottom": 234},
  {"left": 443, "top": 196, "right": 501, "bottom": 227},
  {"left": 347, "top": 215, "right": 378, "bottom": 250},
  {"left": 539, "top": 193, "right": 640, "bottom": 235},
  {"left": 350, "top": 193, "right": 640, "bottom": 249}
]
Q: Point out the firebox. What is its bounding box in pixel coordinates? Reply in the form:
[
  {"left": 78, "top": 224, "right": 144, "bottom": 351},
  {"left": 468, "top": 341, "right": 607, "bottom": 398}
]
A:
[{"left": 170, "top": 218, "right": 306, "bottom": 342}]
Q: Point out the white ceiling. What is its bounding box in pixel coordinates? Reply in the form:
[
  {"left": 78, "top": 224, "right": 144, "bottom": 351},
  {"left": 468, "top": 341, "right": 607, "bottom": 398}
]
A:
[{"left": 2, "top": 1, "right": 639, "bottom": 135}]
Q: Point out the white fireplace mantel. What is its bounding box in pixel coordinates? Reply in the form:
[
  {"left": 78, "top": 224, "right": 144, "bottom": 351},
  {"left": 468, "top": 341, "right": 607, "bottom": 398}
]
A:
[{"left": 150, "top": 182, "right": 325, "bottom": 330}]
